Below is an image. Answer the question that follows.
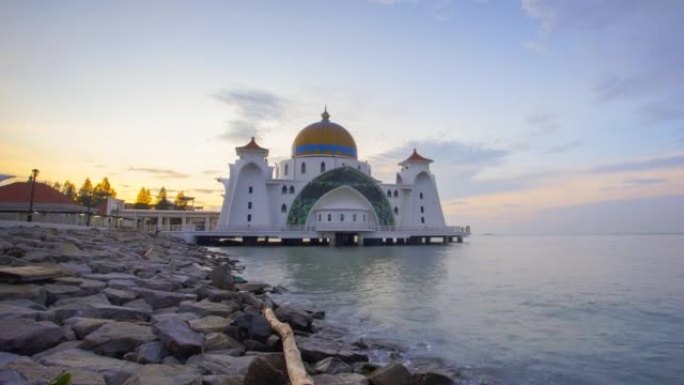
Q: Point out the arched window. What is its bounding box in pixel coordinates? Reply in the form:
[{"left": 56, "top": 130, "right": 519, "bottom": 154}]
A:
[
  {"left": 420, "top": 206, "right": 424, "bottom": 213},
  {"left": 281, "top": 204, "right": 287, "bottom": 213},
  {"left": 281, "top": 185, "right": 287, "bottom": 194},
  {"left": 247, "top": 214, "right": 252, "bottom": 222},
  {"left": 301, "top": 162, "right": 306, "bottom": 174},
  {"left": 387, "top": 190, "right": 392, "bottom": 197},
  {"left": 394, "top": 207, "right": 399, "bottom": 214},
  {"left": 327, "top": 214, "right": 332, "bottom": 222},
  {"left": 284, "top": 164, "right": 289, "bottom": 176},
  {"left": 353, "top": 214, "right": 357, "bottom": 222},
  {"left": 248, "top": 202, "right": 252, "bottom": 209},
  {"left": 289, "top": 186, "right": 295, "bottom": 194},
  {"left": 248, "top": 186, "right": 253, "bottom": 194},
  {"left": 419, "top": 192, "right": 423, "bottom": 199},
  {"left": 421, "top": 217, "right": 425, "bottom": 224},
  {"left": 394, "top": 190, "right": 398, "bottom": 198},
  {"left": 320, "top": 162, "right": 326, "bottom": 173}
]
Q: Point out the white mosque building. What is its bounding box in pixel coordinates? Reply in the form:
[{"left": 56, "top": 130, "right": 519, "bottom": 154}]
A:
[{"left": 210, "top": 109, "right": 468, "bottom": 246}]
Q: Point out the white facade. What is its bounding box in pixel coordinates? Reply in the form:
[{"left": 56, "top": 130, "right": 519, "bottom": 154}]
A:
[{"left": 216, "top": 111, "right": 455, "bottom": 242}]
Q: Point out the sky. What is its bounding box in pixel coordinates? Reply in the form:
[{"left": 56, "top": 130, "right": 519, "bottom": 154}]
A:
[{"left": 1, "top": 0, "right": 683, "bottom": 234}]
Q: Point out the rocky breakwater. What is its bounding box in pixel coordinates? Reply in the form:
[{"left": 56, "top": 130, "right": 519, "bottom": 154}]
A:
[{"left": 0, "top": 226, "right": 461, "bottom": 385}]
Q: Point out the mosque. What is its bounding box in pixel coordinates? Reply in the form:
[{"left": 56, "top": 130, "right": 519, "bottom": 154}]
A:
[{"left": 211, "top": 109, "right": 468, "bottom": 246}]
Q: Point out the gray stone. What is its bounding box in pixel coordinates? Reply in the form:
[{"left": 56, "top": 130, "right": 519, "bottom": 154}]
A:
[
  {"left": 135, "top": 341, "right": 168, "bottom": 364},
  {"left": 413, "top": 370, "right": 458, "bottom": 385},
  {"left": 197, "top": 287, "right": 240, "bottom": 303},
  {"left": 132, "top": 287, "right": 197, "bottom": 309},
  {"left": 108, "top": 279, "right": 138, "bottom": 290},
  {"left": 162, "top": 355, "right": 182, "bottom": 365},
  {"left": 203, "top": 333, "right": 245, "bottom": 355},
  {"left": 243, "top": 339, "right": 267, "bottom": 352},
  {"left": 53, "top": 293, "right": 111, "bottom": 308},
  {"left": 36, "top": 347, "right": 141, "bottom": 379},
  {"left": 185, "top": 354, "right": 256, "bottom": 378},
  {"left": 122, "top": 298, "right": 153, "bottom": 313},
  {"left": 0, "top": 283, "right": 47, "bottom": 305},
  {"left": 153, "top": 318, "right": 204, "bottom": 359},
  {"left": 189, "top": 315, "right": 232, "bottom": 333},
  {"left": 0, "top": 303, "right": 49, "bottom": 321},
  {"left": 121, "top": 364, "right": 202, "bottom": 385},
  {"left": 103, "top": 288, "right": 137, "bottom": 306},
  {"left": 243, "top": 356, "right": 287, "bottom": 385},
  {"left": 80, "top": 321, "right": 156, "bottom": 357},
  {"left": 150, "top": 312, "right": 199, "bottom": 323},
  {"left": 275, "top": 305, "right": 313, "bottom": 332},
  {"left": 210, "top": 264, "right": 234, "bottom": 290},
  {"left": 136, "top": 278, "right": 174, "bottom": 292},
  {"left": 236, "top": 282, "right": 270, "bottom": 294},
  {"left": 4, "top": 356, "right": 106, "bottom": 385},
  {"left": 239, "top": 292, "right": 264, "bottom": 309},
  {"left": 0, "top": 319, "right": 65, "bottom": 355},
  {"left": 0, "top": 265, "right": 65, "bottom": 283},
  {"left": 44, "top": 283, "right": 84, "bottom": 305},
  {"left": 367, "top": 362, "right": 413, "bottom": 385},
  {"left": 314, "top": 357, "right": 353, "bottom": 374},
  {"left": 297, "top": 337, "right": 368, "bottom": 364},
  {"left": 202, "top": 374, "right": 242, "bottom": 385},
  {"left": 231, "top": 312, "right": 272, "bottom": 342},
  {"left": 59, "top": 262, "right": 93, "bottom": 276},
  {"left": 85, "top": 273, "right": 139, "bottom": 281},
  {"left": 312, "top": 373, "right": 370, "bottom": 385},
  {"left": 0, "top": 368, "right": 26, "bottom": 385},
  {"left": 63, "top": 317, "right": 114, "bottom": 339},
  {"left": 179, "top": 299, "right": 239, "bottom": 318}
]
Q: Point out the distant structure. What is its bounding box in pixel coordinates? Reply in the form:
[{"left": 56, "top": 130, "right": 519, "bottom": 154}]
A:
[{"left": 211, "top": 109, "right": 468, "bottom": 246}]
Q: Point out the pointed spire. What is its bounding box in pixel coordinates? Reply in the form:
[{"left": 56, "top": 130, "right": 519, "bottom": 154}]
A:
[{"left": 321, "top": 105, "right": 330, "bottom": 121}]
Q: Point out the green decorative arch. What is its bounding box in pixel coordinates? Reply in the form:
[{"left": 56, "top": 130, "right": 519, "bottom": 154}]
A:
[{"left": 287, "top": 167, "right": 395, "bottom": 226}]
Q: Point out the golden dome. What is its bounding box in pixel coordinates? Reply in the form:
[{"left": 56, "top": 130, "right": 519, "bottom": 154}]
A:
[{"left": 292, "top": 108, "right": 357, "bottom": 159}]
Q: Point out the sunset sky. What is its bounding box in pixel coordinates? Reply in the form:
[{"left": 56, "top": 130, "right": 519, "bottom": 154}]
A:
[{"left": 1, "top": 0, "right": 683, "bottom": 233}]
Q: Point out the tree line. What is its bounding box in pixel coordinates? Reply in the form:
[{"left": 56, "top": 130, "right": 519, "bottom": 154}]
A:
[
  {"left": 134, "top": 186, "right": 190, "bottom": 210},
  {"left": 51, "top": 177, "right": 116, "bottom": 208}
]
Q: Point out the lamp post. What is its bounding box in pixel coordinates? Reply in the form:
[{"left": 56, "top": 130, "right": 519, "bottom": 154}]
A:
[{"left": 27, "top": 168, "right": 39, "bottom": 222}]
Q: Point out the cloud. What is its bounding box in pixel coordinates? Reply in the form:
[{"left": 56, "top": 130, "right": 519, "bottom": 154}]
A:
[
  {"left": 527, "top": 112, "right": 559, "bottom": 136},
  {"left": 202, "top": 169, "right": 223, "bottom": 176},
  {"left": 591, "top": 154, "right": 684, "bottom": 174},
  {"left": 128, "top": 167, "right": 190, "bottom": 179},
  {"left": 545, "top": 140, "right": 583, "bottom": 154},
  {"left": 623, "top": 177, "right": 667, "bottom": 186},
  {"left": 214, "top": 88, "right": 286, "bottom": 141},
  {"left": 191, "top": 188, "right": 223, "bottom": 194},
  {"left": 523, "top": 1, "right": 684, "bottom": 124}
]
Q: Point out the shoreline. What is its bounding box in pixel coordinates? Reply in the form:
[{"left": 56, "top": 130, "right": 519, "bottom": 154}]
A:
[{"left": 0, "top": 225, "right": 470, "bottom": 385}]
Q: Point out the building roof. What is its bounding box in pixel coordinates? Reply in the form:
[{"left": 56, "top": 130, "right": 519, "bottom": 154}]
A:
[
  {"left": 0, "top": 182, "right": 86, "bottom": 212},
  {"left": 237, "top": 137, "right": 267, "bottom": 151},
  {"left": 399, "top": 149, "right": 433, "bottom": 165},
  {"left": 292, "top": 108, "right": 358, "bottom": 159}
]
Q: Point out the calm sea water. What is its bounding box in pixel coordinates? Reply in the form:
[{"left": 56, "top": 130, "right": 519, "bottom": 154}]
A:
[{"left": 217, "top": 235, "right": 684, "bottom": 385}]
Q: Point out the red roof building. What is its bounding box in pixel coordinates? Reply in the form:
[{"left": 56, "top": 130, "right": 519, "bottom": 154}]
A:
[
  {"left": 399, "top": 149, "right": 434, "bottom": 165},
  {"left": 0, "top": 182, "right": 86, "bottom": 213}
]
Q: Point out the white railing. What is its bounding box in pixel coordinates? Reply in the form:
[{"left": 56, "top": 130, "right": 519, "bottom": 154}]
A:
[{"left": 179, "top": 224, "right": 470, "bottom": 235}]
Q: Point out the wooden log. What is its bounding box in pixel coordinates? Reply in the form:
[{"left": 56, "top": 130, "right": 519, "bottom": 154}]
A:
[{"left": 263, "top": 306, "right": 314, "bottom": 385}]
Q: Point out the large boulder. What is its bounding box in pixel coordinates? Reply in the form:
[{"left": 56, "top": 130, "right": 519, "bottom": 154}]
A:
[
  {"left": 0, "top": 319, "right": 65, "bottom": 355},
  {"left": 189, "top": 315, "right": 232, "bottom": 333},
  {"left": 36, "top": 347, "right": 142, "bottom": 380},
  {"left": 103, "top": 288, "right": 137, "bottom": 306},
  {"left": 63, "top": 317, "right": 114, "bottom": 339},
  {"left": 0, "top": 283, "right": 47, "bottom": 305},
  {"left": 209, "top": 263, "right": 234, "bottom": 290},
  {"left": 231, "top": 312, "right": 272, "bottom": 341},
  {"left": 203, "top": 333, "right": 245, "bottom": 355},
  {"left": 312, "top": 373, "right": 370, "bottom": 385},
  {"left": 314, "top": 357, "right": 353, "bottom": 374},
  {"left": 3, "top": 356, "right": 105, "bottom": 385},
  {"left": 135, "top": 341, "right": 168, "bottom": 364},
  {"left": 185, "top": 354, "right": 256, "bottom": 378},
  {"left": 413, "top": 370, "right": 457, "bottom": 385},
  {"left": 275, "top": 306, "right": 313, "bottom": 332},
  {"left": 179, "top": 299, "right": 239, "bottom": 318},
  {"left": 297, "top": 337, "right": 368, "bottom": 364},
  {"left": 122, "top": 364, "right": 202, "bottom": 385},
  {"left": 242, "top": 356, "right": 287, "bottom": 385},
  {"left": 80, "top": 321, "right": 156, "bottom": 357},
  {"left": 153, "top": 318, "right": 204, "bottom": 359},
  {"left": 367, "top": 362, "right": 413, "bottom": 385}
]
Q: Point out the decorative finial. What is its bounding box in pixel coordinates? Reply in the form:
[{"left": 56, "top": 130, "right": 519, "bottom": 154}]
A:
[
  {"left": 251, "top": 136, "right": 255, "bottom": 141},
  {"left": 321, "top": 106, "right": 330, "bottom": 121}
]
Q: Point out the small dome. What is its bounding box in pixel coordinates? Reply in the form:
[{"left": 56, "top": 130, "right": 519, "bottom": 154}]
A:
[{"left": 292, "top": 109, "right": 357, "bottom": 159}]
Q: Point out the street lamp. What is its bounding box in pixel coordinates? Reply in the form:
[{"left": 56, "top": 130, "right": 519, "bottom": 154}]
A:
[{"left": 27, "top": 168, "right": 39, "bottom": 222}]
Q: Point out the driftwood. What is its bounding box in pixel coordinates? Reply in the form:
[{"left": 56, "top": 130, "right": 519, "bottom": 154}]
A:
[{"left": 263, "top": 306, "right": 314, "bottom": 385}]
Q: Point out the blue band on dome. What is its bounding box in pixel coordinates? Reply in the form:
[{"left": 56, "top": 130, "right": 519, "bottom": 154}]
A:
[{"left": 294, "top": 144, "right": 357, "bottom": 158}]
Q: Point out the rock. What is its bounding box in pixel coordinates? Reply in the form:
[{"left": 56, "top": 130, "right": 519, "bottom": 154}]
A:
[
  {"left": 413, "top": 370, "right": 457, "bottom": 385},
  {"left": 55, "top": 304, "right": 151, "bottom": 323},
  {"left": 312, "top": 310, "right": 326, "bottom": 319},
  {"left": 0, "top": 265, "right": 65, "bottom": 283},
  {"left": 90, "top": 261, "right": 128, "bottom": 274},
  {"left": 136, "top": 278, "right": 174, "bottom": 292},
  {"left": 203, "top": 333, "right": 245, "bottom": 355},
  {"left": 243, "top": 356, "right": 287, "bottom": 385},
  {"left": 63, "top": 317, "right": 114, "bottom": 339},
  {"left": 314, "top": 357, "right": 353, "bottom": 374},
  {"left": 85, "top": 273, "right": 139, "bottom": 281},
  {"left": 179, "top": 299, "right": 239, "bottom": 318},
  {"left": 209, "top": 264, "right": 234, "bottom": 290},
  {"left": 44, "top": 283, "right": 85, "bottom": 305},
  {"left": 239, "top": 292, "right": 264, "bottom": 309},
  {"left": 36, "top": 347, "right": 141, "bottom": 380},
  {"left": 77, "top": 279, "right": 107, "bottom": 295},
  {"left": 297, "top": 337, "right": 368, "bottom": 364},
  {"left": 4, "top": 356, "right": 106, "bottom": 385},
  {"left": 154, "top": 318, "right": 204, "bottom": 359},
  {"left": 189, "top": 315, "right": 232, "bottom": 333},
  {"left": 0, "top": 302, "right": 50, "bottom": 321},
  {"left": 80, "top": 321, "right": 156, "bottom": 357},
  {"left": 132, "top": 287, "right": 197, "bottom": 309},
  {"left": 0, "top": 352, "right": 22, "bottom": 365},
  {"left": 313, "top": 373, "right": 370, "bottom": 385},
  {"left": 0, "top": 319, "right": 65, "bottom": 355},
  {"left": 266, "top": 334, "right": 282, "bottom": 351},
  {"left": 202, "top": 374, "right": 242, "bottom": 385},
  {"left": 54, "top": 293, "right": 111, "bottom": 308},
  {"left": 0, "top": 283, "right": 47, "bottom": 305},
  {"left": 108, "top": 279, "right": 138, "bottom": 290},
  {"left": 352, "top": 362, "right": 380, "bottom": 376},
  {"left": 151, "top": 312, "right": 199, "bottom": 324},
  {"left": 236, "top": 282, "right": 270, "bottom": 294},
  {"left": 367, "top": 362, "right": 413, "bottom": 385},
  {"left": 243, "top": 339, "right": 267, "bottom": 352},
  {"left": 121, "top": 364, "right": 202, "bottom": 385},
  {"left": 103, "top": 288, "right": 137, "bottom": 305},
  {"left": 59, "top": 262, "right": 93, "bottom": 276},
  {"left": 275, "top": 306, "right": 313, "bottom": 332},
  {"left": 231, "top": 312, "right": 272, "bottom": 342},
  {"left": 122, "top": 298, "right": 153, "bottom": 313},
  {"left": 185, "top": 354, "right": 256, "bottom": 378},
  {"left": 197, "top": 287, "right": 240, "bottom": 303},
  {"left": 135, "top": 341, "right": 168, "bottom": 364},
  {"left": 162, "top": 356, "right": 182, "bottom": 365},
  {"left": 0, "top": 368, "right": 26, "bottom": 385}
]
